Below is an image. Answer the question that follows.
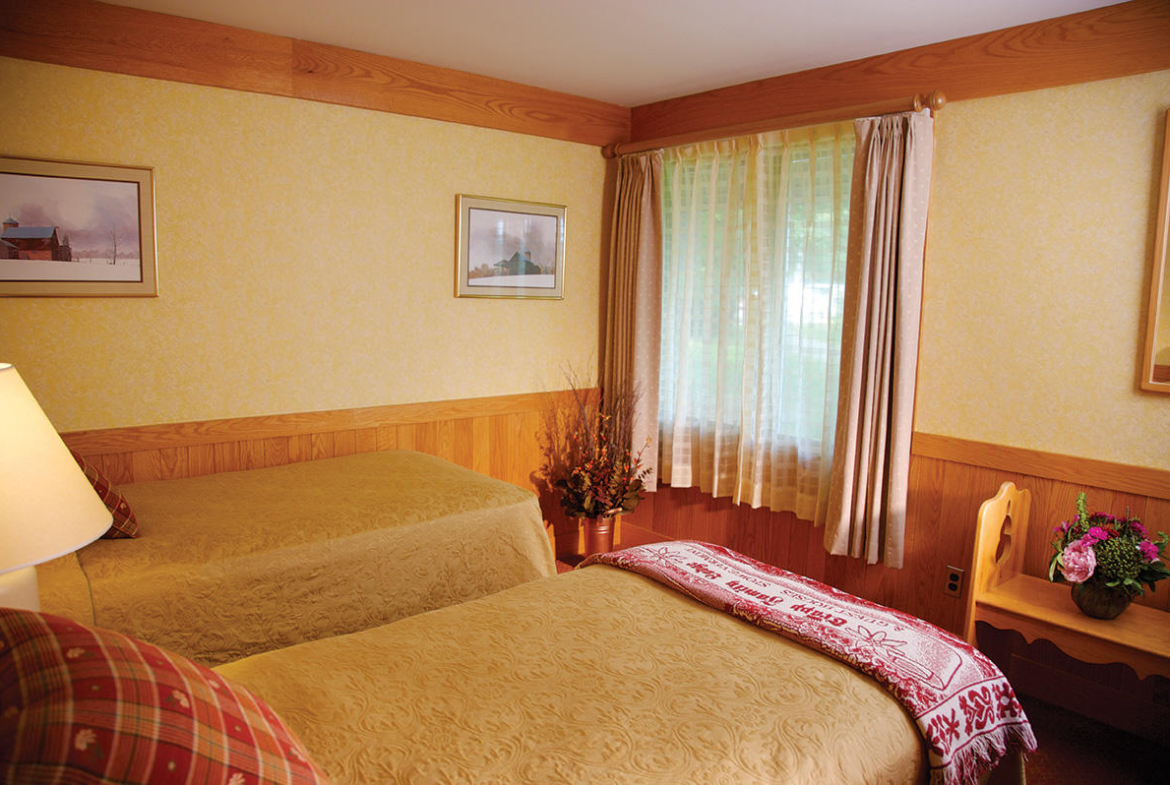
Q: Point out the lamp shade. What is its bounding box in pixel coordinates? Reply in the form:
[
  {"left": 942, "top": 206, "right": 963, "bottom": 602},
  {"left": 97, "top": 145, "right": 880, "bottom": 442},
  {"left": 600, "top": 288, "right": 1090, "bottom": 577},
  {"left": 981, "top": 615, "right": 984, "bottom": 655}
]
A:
[{"left": 0, "top": 363, "right": 111, "bottom": 576}]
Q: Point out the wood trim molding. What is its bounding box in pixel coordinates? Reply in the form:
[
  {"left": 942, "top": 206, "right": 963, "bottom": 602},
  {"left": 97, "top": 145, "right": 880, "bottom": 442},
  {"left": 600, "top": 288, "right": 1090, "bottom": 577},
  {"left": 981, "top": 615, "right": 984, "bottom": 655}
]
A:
[
  {"left": 0, "top": 0, "right": 630, "bottom": 147},
  {"left": 290, "top": 40, "right": 629, "bottom": 145},
  {"left": 630, "top": 0, "right": 1170, "bottom": 143},
  {"left": 60, "top": 389, "right": 567, "bottom": 455},
  {"left": 6, "top": 1, "right": 1166, "bottom": 150},
  {"left": 0, "top": 0, "right": 294, "bottom": 97},
  {"left": 912, "top": 432, "right": 1170, "bottom": 501}
]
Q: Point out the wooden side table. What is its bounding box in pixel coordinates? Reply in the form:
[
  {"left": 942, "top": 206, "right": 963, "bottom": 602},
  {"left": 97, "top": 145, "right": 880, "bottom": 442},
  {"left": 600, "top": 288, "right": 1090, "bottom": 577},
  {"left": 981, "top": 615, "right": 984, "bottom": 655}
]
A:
[
  {"left": 967, "top": 482, "right": 1170, "bottom": 682},
  {"left": 974, "top": 573, "right": 1170, "bottom": 681}
]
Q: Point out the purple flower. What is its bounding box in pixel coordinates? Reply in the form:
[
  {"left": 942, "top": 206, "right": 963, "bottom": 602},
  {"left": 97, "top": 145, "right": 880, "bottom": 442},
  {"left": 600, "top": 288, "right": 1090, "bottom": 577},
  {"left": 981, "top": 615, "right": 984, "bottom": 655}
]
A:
[
  {"left": 1131, "top": 521, "right": 1148, "bottom": 537},
  {"left": 1059, "top": 538, "right": 1097, "bottom": 584},
  {"left": 1139, "top": 540, "right": 1159, "bottom": 562}
]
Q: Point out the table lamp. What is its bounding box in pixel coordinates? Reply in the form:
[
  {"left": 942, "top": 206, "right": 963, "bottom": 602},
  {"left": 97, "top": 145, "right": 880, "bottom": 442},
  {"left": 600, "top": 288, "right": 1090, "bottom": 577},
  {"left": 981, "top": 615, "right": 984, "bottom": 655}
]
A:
[{"left": 0, "top": 363, "right": 111, "bottom": 610}]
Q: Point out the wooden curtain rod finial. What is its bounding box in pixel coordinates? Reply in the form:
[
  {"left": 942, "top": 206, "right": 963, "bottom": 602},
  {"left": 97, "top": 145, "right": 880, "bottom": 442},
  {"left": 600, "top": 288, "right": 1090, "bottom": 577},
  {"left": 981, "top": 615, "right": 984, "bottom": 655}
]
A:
[
  {"left": 602, "top": 143, "right": 620, "bottom": 159},
  {"left": 914, "top": 91, "right": 947, "bottom": 114}
]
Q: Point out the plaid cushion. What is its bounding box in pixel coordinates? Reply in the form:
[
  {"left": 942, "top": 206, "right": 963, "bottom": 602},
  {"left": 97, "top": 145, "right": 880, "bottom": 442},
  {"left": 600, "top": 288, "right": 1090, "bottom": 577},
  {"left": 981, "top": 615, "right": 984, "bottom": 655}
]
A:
[
  {"left": 70, "top": 450, "right": 139, "bottom": 538},
  {"left": 0, "top": 609, "right": 330, "bottom": 784}
]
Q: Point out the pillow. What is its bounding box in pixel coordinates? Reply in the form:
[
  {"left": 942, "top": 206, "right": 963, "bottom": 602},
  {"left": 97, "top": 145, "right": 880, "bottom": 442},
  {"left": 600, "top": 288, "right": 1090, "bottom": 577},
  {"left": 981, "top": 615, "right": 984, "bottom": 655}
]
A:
[
  {"left": 70, "top": 449, "right": 138, "bottom": 539},
  {"left": 0, "top": 609, "right": 329, "bottom": 784}
]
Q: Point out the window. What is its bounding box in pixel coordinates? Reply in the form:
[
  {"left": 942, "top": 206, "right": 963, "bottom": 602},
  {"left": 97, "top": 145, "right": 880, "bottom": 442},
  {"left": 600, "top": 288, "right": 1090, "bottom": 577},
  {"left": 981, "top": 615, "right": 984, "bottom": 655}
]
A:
[{"left": 657, "top": 123, "right": 854, "bottom": 519}]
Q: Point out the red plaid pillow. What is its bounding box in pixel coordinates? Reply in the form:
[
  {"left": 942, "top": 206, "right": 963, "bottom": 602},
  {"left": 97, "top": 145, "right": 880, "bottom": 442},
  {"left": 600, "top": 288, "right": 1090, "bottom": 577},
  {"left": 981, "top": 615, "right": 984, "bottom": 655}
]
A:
[
  {"left": 0, "top": 609, "right": 330, "bottom": 784},
  {"left": 69, "top": 450, "right": 139, "bottom": 538}
]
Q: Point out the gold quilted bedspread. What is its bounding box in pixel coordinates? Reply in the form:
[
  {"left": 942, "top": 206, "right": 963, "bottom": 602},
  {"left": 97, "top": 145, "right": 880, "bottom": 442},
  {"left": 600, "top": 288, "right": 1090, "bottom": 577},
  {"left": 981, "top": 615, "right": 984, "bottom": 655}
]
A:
[
  {"left": 218, "top": 565, "right": 926, "bottom": 784},
  {"left": 38, "top": 451, "right": 555, "bottom": 667}
]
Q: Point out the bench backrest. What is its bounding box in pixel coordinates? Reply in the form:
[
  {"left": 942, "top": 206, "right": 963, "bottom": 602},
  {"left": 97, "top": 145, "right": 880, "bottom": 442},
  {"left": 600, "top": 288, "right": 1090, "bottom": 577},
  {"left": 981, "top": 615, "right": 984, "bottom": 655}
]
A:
[{"left": 965, "top": 481, "right": 1032, "bottom": 644}]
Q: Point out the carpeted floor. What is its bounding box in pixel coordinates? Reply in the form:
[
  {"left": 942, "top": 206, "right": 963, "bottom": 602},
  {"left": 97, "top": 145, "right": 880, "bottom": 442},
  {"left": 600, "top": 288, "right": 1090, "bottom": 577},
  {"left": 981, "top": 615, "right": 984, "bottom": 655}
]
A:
[{"left": 1019, "top": 695, "right": 1167, "bottom": 784}]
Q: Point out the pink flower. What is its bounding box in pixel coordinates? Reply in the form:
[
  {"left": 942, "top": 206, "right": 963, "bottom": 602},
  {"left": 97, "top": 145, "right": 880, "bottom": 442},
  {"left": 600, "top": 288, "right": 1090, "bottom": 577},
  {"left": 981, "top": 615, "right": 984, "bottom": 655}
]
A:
[
  {"left": 1053, "top": 521, "right": 1069, "bottom": 535},
  {"left": 1131, "top": 521, "right": 1148, "bottom": 537},
  {"left": 1084, "top": 526, "right": 1111, "bottom": 544},
  {"left": 1139, "top": 540, "right": 1159, "bottom": 562},
  {"left": 1059, "top": 538, "right": 1097, "bottom": 583}
]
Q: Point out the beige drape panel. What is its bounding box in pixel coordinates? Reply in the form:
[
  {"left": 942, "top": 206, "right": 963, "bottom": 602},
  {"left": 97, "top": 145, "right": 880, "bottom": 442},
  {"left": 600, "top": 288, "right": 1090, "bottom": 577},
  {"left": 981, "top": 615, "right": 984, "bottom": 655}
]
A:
[
  {"left": 601, "top": 151, "right": 664, "bottom": 488},
  {"left": 821, "top": 111, "right": 934, "bottom": 568}
]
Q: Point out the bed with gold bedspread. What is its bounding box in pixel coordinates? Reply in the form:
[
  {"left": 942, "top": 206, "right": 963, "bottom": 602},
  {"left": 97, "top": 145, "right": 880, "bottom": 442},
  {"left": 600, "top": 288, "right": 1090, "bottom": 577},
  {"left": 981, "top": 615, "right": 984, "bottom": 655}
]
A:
[
  {"left": 219, "top": 564, "right": 930, "bottom": 783},
  {"left": 36, "top": 450, "right": 555, "bottom": 666},
  {"left": 214, "top": 543, "right": 1033, "bottom": 784}
]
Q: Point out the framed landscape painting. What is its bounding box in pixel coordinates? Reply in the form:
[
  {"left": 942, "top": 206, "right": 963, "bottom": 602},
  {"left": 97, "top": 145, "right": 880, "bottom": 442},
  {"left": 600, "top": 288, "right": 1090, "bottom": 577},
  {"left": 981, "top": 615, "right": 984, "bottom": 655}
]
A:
[
  {"left": 456, "top": 195, "right": 565, "bottom": 299},
  {"left": 0, "top": 156, "right": 157, "bottom": 296}
]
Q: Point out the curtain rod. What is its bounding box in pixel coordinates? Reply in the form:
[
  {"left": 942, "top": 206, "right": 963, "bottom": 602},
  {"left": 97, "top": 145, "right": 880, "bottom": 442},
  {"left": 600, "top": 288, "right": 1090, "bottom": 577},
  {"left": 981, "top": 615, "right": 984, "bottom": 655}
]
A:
[{"left": 601, "top": 90, "right": 946, "bottom": 159}]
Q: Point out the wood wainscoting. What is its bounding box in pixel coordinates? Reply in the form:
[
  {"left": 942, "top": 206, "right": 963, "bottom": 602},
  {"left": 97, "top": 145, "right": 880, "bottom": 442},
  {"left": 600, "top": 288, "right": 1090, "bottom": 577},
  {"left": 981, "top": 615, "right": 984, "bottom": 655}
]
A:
[
  {"left": 61, "top": 391, "right": 553, "bottom": 489},
  {"left": 622, "top": 432, "right": 1170, "bottom": 741},
  {"left": 63, "top": 404, "right": 1170, "bottom": 735},
  {"left": 60, "top": 390, "right": 591, "bottom": 556},
  {"left": 64, "top": 406, "right": 1170, "bottom": 630},
  {"left": 625, "top": 435, "right": 1170, "bottom": 635}
]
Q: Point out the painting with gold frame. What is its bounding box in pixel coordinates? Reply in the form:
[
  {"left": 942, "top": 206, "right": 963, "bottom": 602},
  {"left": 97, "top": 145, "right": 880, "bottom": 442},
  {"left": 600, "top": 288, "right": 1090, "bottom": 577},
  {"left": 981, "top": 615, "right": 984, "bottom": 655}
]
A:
[
  {"left": 455, "top": 194, "right": 565, "bottom": 299},
  {"left": 1141, "top": 109, "right": 1170, "bottom": 392},
  {"left": 0, "top": 156, "right": 157, "bottom": 297}
]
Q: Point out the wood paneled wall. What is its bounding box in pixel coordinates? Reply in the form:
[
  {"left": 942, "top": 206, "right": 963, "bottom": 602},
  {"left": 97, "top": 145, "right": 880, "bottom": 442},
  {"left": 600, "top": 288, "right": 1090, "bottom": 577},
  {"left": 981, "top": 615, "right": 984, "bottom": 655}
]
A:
[
  {"left": 0, "top": 0, "right": 630, "bottom": 147},
  {"left": 65, "top": 395, "right": 1170, "bottom": 638},
  {"left": 60, "top": 391, "right": 593, "bottom": 554},
  {"left": 624, "top": 433, "right": 1170, "bottom": 736},
  {"left": 61, "top": 391, "right": 555, "bottom": 492},
  {"left": 626, "top": 435, "right": 1170, "bottom": 637},
  {"left": 61, "top": 399, "right": 1170, "bottom": 731}
]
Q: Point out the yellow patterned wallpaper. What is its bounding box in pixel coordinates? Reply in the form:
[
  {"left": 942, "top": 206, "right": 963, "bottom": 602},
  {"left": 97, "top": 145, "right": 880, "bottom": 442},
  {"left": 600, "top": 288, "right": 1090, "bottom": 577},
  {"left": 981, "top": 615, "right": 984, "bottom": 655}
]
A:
[
  {"left": 0, "top": 58, "right": 607, "bottom": 431},
  {"left": 3, "top": 56, "right": 1167, "bottom": 471},
  {"left": 918, "top": 69, "right": 1170, "bottom": 470}
]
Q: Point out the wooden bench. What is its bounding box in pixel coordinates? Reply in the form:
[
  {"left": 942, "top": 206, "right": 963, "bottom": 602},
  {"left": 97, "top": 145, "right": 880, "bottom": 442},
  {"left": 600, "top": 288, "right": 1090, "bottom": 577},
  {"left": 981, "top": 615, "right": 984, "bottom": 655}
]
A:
[{"left": 965, "top": 481, "right": 1170, "bottom": 682}]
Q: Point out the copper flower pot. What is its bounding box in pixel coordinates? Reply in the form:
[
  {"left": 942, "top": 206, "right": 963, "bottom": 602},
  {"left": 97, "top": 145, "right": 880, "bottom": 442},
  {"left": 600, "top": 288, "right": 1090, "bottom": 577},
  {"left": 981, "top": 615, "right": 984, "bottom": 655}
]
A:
[{"left": 582, "top": 516, "right": 615, "bottom": 558}]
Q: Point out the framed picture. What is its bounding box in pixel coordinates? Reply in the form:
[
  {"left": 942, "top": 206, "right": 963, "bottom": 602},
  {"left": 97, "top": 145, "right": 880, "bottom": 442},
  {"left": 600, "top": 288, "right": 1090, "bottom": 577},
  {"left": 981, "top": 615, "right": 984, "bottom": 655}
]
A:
[
  {"left": 1141, "top": 108, "right": 1170, "bottom": 392},
  {"left": 0, "top": 156, "right": 157, "bottom": 297},
  {"left": 456, "top": 195, "right": 565, "bottom": 299}
]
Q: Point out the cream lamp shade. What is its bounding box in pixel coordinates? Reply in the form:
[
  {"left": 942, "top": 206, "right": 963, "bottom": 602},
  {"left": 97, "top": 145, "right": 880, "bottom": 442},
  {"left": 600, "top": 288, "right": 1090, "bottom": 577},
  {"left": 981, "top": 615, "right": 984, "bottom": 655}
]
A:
[{"left": 0, "top": 363, "right": 111, "bottom": 610}]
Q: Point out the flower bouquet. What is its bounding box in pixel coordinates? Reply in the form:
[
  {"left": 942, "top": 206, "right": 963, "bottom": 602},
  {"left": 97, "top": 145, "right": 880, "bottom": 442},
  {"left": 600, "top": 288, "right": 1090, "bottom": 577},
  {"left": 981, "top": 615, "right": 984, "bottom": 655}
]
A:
[
  {"left": 1048, "top": 493, "right": 1169, "bottom": 618},
  {"left": 538, "top": 381, "right": 650, "bottom": 520}
]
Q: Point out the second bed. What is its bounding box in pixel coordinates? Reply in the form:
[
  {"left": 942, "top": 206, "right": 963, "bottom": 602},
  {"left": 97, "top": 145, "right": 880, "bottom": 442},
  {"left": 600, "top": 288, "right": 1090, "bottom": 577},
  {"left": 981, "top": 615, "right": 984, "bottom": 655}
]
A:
[{"left": 37, "top": 450, "right": 556, "bottom": 665}]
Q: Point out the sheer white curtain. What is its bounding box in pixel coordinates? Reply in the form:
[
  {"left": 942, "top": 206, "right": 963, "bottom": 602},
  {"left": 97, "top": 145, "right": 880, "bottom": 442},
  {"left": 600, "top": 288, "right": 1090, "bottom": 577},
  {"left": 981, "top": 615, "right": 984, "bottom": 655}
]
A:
[{"left": 658, "top": 124, "right": 855, "bottom": 521}]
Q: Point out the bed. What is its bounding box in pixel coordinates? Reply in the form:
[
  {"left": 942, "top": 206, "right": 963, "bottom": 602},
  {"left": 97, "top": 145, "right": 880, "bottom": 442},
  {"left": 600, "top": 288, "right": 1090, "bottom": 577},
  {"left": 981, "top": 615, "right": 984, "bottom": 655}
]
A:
[
  {"left": 35, "top": 450, "right": 556, "bottom": 666},
  {"left": 2, "top": 542, "right": 1033, "bottom": 784},
  {"left": 2, "top": 547, "right": 1034, "bottom": 785},
  {"left": 216, "top": 542, "right": 1033, "bottom": 784}
]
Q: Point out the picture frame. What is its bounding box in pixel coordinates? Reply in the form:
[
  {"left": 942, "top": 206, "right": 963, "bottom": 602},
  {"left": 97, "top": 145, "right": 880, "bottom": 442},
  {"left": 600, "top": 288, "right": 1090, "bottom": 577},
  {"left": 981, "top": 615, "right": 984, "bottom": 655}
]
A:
[
  {"left": 455, "top": 195, "right": 565, "bottom": 299},
  {"left": 1141, "top": 108, "right": 1170, "bottom": 393},
  {"left": 0, "top": 156, "right": 157, "bottom": 297}
]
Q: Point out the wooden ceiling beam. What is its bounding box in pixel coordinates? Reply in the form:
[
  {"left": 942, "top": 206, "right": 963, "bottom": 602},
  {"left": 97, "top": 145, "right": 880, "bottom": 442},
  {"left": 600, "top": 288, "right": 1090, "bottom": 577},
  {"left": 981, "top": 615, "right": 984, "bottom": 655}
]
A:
[
  {"left": 0, "top": 0, "right": 631, "bottom": 147},
  {"left": 630, "top": 0, "right": 1170, "bottom": 143}
]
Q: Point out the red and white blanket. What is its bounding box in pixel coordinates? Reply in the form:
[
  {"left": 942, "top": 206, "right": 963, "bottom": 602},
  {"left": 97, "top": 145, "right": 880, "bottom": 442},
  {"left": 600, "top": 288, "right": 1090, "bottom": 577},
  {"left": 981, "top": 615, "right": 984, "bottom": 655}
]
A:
[{"left": 582, "top": 541, "right": 1036, "bottom": 785}]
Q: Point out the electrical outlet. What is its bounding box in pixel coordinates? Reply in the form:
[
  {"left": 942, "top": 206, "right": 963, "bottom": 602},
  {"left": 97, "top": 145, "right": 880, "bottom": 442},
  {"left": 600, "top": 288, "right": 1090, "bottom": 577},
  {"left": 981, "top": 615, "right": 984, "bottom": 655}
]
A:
[{"left": 943, "top": 565, "right": 964, "bottom": 598}]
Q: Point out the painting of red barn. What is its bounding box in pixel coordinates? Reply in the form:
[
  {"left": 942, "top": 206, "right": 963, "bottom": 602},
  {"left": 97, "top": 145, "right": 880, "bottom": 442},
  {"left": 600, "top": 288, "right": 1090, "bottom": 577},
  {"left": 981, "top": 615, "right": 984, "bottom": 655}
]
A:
[
  {"left": 0, "top": 157, "right": 156, "bottom": 296},
  {"left": 456, "top": 195, "right": 565, "bottom": 299}
]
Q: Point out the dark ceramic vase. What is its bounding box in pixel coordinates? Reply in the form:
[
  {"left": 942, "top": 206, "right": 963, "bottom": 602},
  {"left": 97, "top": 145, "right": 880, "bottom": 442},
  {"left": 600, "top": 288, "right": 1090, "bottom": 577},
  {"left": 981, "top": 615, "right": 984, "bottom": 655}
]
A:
[{"left": 1071, "top": 582, "right": 1132, "bottom": 620}]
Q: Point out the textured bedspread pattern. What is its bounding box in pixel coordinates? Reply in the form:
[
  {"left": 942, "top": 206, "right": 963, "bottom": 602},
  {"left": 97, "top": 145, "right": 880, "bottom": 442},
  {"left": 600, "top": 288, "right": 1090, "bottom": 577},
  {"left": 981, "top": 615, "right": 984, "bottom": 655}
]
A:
[
  {"left": 38, "top": 451, "right": 555, "bottom": 666},
  {"left": 584, "top": 541, "right": 1037, "bottom": 785}
]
